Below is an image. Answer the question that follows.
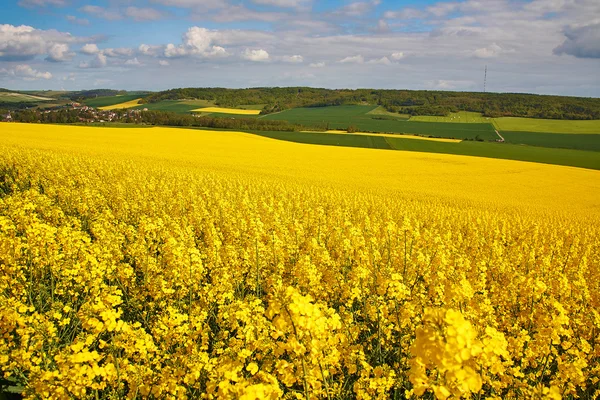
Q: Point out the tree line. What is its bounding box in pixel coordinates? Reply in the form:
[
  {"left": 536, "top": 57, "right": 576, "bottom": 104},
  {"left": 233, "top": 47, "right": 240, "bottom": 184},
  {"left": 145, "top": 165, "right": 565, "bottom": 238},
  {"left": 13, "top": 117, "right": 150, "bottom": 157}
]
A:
[{"left": 144, "top": 87, "right": 600, "bottom": 120}]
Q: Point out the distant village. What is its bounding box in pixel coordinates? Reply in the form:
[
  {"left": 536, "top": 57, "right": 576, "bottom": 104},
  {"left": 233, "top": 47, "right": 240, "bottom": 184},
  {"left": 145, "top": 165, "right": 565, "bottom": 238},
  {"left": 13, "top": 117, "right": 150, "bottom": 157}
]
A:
[{"left": 1, "top": 102, "right": 150, "bottom": 124}]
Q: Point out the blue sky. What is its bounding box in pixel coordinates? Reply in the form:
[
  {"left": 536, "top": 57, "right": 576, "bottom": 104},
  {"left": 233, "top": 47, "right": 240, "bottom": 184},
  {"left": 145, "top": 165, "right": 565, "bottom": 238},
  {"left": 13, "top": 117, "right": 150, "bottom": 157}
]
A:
[{"left": 1, "top": 0, "right": 599, "bottom": 96}]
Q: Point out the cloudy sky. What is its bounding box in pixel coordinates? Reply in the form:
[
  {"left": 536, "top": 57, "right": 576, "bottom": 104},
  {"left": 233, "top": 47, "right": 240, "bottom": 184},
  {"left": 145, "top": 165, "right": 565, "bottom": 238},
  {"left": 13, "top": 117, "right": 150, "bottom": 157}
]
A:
[{"left": 1, "top": 0, "right": 599, "bottom": 96}]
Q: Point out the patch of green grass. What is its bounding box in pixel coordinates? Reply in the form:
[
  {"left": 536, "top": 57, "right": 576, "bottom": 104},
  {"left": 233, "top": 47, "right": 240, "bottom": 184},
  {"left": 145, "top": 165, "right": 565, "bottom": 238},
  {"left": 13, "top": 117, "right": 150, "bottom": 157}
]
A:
[
  {"left": 366, "top": 106, "right": 410, "bottom": 120},
  {"left": 0, "top": 92, "right": 53, "bottom": 103},
  {"left": 132, "top": 99, "right": 214, "bottom": 113},
  {"left": 411, "top": 111, "right": 492, "bottom": 123},
  {"left": 263, "top": 105, "right": 497, "bottom": 140},
  {"left": 500, "top": 131, "right": 600, "bottom": 152},
  {"left": 494, "top": 117, "right": 600, "bottom": 134},
  {"left": 83, "top": 95, "right": 142, "bottom": 108}
]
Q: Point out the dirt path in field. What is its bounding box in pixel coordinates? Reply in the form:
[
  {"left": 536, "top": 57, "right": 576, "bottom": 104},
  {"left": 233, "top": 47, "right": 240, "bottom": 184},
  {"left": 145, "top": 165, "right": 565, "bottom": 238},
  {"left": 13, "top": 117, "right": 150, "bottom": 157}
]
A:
[{"left": 495, "top": 130, "right": 505, "bottom": 142}]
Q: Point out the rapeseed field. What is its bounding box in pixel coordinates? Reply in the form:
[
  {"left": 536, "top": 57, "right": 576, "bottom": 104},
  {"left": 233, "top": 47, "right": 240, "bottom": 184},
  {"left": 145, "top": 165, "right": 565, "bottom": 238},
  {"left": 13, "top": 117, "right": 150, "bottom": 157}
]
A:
[{"left": 1, "top": 123, "right": 599, "bottom": 399}]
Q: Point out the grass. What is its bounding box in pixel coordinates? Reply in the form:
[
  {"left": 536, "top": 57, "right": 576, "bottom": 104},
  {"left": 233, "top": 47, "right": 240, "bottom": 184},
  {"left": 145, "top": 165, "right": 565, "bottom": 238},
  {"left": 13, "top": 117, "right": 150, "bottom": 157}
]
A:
[
  {"left": 263, "top": 105, "right": 497, "bottom": 140},
  {"left": 0, "top": 92, "right": 53, "bottom": 103},
  {"left": 83, "top": 95, "right": 143, "bottom": 108},
  {"left": 500, "top": 131, "right": 600, "bottom": 152},
  {"left": 366, "top": 106, "right": 411, "bottom": 120},
  {"left": 411, "top": 111, "right": 492, "bottom": 123},
  {"left": 494, "top": 117, "right": 600, "bottom": 134},
  {"left": 132, "top": 99, "right": 214, "bottom": 113},
  {"left": 244, "top": 130, "right": 600, "bottom": 170}
]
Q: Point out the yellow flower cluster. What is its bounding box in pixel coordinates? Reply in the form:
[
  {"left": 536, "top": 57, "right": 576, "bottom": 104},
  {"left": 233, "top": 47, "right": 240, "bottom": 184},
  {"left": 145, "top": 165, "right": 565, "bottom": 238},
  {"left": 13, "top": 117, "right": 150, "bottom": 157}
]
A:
[{"left": 0, "top": 123, "right": 599, "bottom": 399}]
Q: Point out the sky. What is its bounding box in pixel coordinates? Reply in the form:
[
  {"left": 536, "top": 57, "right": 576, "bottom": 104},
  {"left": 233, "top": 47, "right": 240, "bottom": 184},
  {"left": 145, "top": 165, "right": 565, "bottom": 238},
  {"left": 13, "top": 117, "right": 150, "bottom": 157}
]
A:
[{"left": 1, "top": 0, "right": 599, "bottom": 96}]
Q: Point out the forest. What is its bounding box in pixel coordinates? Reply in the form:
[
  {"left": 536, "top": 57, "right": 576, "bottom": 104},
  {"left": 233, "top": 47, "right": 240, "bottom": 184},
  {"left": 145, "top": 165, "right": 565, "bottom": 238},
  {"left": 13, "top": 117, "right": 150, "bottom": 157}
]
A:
[{"left": 144, "top": 87, "right": 600, "bottom": 120}]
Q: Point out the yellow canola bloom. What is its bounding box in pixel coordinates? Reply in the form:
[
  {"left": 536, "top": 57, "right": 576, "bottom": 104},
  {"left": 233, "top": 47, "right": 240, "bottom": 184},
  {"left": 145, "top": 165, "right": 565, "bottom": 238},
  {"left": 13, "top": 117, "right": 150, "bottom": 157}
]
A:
[
  {"left": 191, "top": 106, "right": 261, "bottom": 115},
  {"left": 303, "top": 130, "right": 462, "bottom": 143},
  {"left": 0, "top": 122, "right": 599, "bottom": 400},
  {"left": 98, "top": 98, "right": 142, "bottom": 110}
]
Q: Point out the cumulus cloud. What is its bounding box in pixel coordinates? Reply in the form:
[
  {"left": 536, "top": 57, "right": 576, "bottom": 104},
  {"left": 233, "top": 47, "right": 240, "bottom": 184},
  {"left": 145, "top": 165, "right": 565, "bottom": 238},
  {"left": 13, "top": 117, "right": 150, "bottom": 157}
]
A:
[
  {"left": 162, "top": 27, "right": 230, "bottom": 58},
  {"left": 46, "top": 43, "right": 74, "bottom": 62},
  {"left": 211, "top": 5, "right": 285, "bottom": 23},
  {"left": 554, "top": 23, "right": 600, "bottom": 58},
  {"left": 332, "top": 0, "right": 381, "bottom": 17},
  {"left": 281, "top": 54, "right": 303, "bottom": 63},
  {"left": 0, "top": 64, "right": 52, "bottom": 80},
  {"left": 79, "top": 53, "right": 107, "bottom": 68},
  {"left": 339, "top": 55, "right": 364, "bottom": 64},
  {"left": 125, "top": 57, "right": 142, "bottom": 66},
  {"left": 473, "top": 43, "right": 503, "bottom": 58},
  {"left": 0, "top": 24, "right": 80, "bottom": 62},
  {"left": 103, "top": 48, "right": 134, "bottom": 58},
  {"left": 383, "top": 8, "right": 426, "bottom": 19},
  {"left": 367, "top": 56, "right": 391, "bottom": 65},
  {"left": 81, "top": 43, "right": 100, "bottom": 55},
  {"left": 391, "top": 52, "right": 404, "bottom": 60},
  {"left": 17, "top": 0, "right": 67, "bottom": 8},
  {"left": 251, "top": 0, "right": 310, "bottom": 7},
  {"left": 139, "top": 44, "right": 163, "bottom": 56},
  {"left": 125, "top": 7, "right": 166, "bottom": 21},
  {"left": 150, "top": 0, "right": 224, "bottom": 9},
  {"left": 66, "top": 15, "right": 89, "bottom": 25},
  {"left": 159, "top": 60, "right": 170, "bottom": 66},
  {"left": 80, "top": 5, "right": 122, "bottom": 21},
  {"left": 242, "top": 48, "right": 270, "bottom": 62},
  {"left": 309, "top": 62, "right": 325, "bottom": 68}
]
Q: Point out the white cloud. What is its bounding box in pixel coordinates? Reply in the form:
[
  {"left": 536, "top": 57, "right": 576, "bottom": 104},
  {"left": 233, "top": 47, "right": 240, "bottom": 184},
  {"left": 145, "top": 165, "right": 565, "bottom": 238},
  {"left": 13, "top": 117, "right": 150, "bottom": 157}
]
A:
[
  {"left": 103, "top": 48, "right": 134, "bottom": 58},
  {"left": 139, "top": 44, "right": 163, "bottom": 56},
  {"left": 161, "top": 27, "right": 231, "bottom": 59},
  {"left": 81, "top": 43, "right": 100, "bottom": 55},
  {"left": 46, "top": 43, "right": 74, "bottom": 62},
  {"left": 332, "top": 0, "right": 381, "bottom": 17},
  {"left": 281, "top": 54, "right": 303, "bottom": 63},
  {"left": 0, "top": 64, "right": 52, "bottom": 80},
  {"left": 473, "top": 43, "right": 503, "bottom": 58},
  {"left": 367, "top": 56, "right": 391, "bottom": 65},
  {"left": 391, "top": 52, "right": 404, "bottom": 60},
  {"left": 211, "top": 5, "right": 285, "bottom": 23},
  {"left": 66, "top": 15, "right": 89, "bottom": 25},
  {"left": 79, "top": 53, "right": 107, "bottom": 68},
  {"left": 125, "top": 57, "right": 142, "bottom": 66},
  {"left": 80, "top": 5, "right": 122, "bottom": 21},
  {"left": 17, "top": 0, "right": 67, "bottom": 8},
  {"left": 339, "top": 54, "right": 364, "bottom": 63},
  {"left": 384, "top": 8, "right": 426, "bottom": 19},
  {"left": 242, "top": 48, "right": 270, "bottom": 62},
  {"left": 159, "top": 60, "right": 170, "bottom": 66},
  {"left": 0, "top": 24, "right": 81, "bottom": 62},
  {"left": 309, "top": 62, "right": 325, "bottom": 68},
  {"left": 251, "top": 0, "right": 310, "bottom": 8},
  {"left": 125, "top": 7, "right": 166, "bottom": 21},
  {"left": 150, "top": 0, "right": 224, "bottom": 9}
]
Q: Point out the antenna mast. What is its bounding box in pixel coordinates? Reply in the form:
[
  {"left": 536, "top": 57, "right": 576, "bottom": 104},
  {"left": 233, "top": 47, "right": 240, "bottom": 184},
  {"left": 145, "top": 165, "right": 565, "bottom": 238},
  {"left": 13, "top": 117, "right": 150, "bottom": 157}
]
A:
[{"left": 484, "top": 65, "right": 487, "bottom": 93}]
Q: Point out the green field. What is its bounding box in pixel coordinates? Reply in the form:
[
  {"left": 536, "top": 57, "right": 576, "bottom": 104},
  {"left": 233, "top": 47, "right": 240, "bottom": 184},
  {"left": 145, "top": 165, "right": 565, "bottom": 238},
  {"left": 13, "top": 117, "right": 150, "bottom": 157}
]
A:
[
  {"left": 494, "top": 117, "right": 600, "bottom": 134},
  {"left": 83, "top": 95, "right": 143, "bottom": 108},
  {"left": 131, "top": 100, "right": 214, "bottom": 113},
  {"left": 411, "top": 111, "right": 492, "bottom": 123},
  {"left": 501, "top": 131, "right": 600, "bottom": 152},
  {"left": 262, "top": 105, "right": 497, "bottom": 140},
  {"left": 245, "top": 130, "right": 600, "bottom": 170},
  {"left": 366, "top": 106, "right": 411, "bottom": 119},
  {"left": 0, "top": 92, "right": 53, "bottom": 103}
]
